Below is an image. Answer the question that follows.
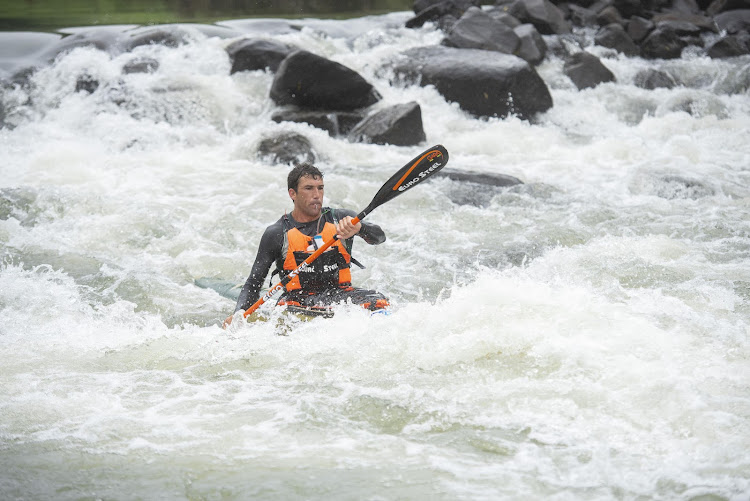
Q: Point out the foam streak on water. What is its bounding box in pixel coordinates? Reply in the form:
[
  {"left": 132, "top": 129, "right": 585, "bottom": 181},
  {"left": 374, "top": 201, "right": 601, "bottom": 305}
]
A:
[{"left": 1, "top": 13, "right": 750, "bottom": 500}]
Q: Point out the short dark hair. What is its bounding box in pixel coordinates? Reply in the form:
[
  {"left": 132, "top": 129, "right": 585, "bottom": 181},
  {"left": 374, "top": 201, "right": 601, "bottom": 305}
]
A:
[{"left": 288, "top": 162, "right": 323, "bottom": 191}]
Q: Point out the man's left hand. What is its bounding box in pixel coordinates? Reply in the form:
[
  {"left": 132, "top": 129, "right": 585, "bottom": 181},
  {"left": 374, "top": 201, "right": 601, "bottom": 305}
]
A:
[{"left": 335, "top": 216, "right": 361, "bottom": 240}]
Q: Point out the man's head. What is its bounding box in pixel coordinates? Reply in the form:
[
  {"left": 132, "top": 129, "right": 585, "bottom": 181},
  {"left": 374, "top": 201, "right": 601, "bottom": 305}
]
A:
[
  {"left": 288, "top": 162, "right": 323, "bottom": 191},
  {"left": 288, "top": 162, "right": 325, "bottom": 222}
]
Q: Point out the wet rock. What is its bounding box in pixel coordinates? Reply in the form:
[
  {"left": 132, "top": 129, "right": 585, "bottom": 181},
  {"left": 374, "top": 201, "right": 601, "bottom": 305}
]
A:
[
  {"left": 37, "top": 30, "right": 120, "bottom": 62},
  {"left": 713, "top": 9, "right": 750, "bottom": 33},
  {"left": 612, "top": 0, "right": 647, "bottom": 18},
  {"left": 707, "top": 0, "right": 750, "bottom": 16},
  {"left": 443, "top": 7, "right": 520, "bottom": 55},
  {"left": 257, "top": 131, "right": 316, "bottom": 165},
  {"left": 487, "top": 10, "right": 523, "bottom": 29},
  {"left": 390, "top": 45, "right": 553, "bottom": 119},
  {"left": 271, "top": 108, "right": 365, "bottom": 136},
  {"left": 407, "top": 0, "right": 480, "bottom": 29},
  {"left": 514, "top": 23, "right": 547, "bottom": 65},
  {"left": 348, "top": 102, "right": 426, "bottom": 146},
  {"left": 122, "top": 56, "right": 159, "bottom": 74},
  {"left": 640, "top": 26, "right": 688, "bottom": 59},
  {"left": 655, "top": 175, "right": 714, "bottom": 199},
  {"left": 707, "top": 34, "right": 750, "bottom": 57},
  {"left": 634, "top": 69, "right": 677, "bottom": 89},
  {"left": 563, "top": 51, "right": 616, "bottom": 90},
  {"left": 595, "top": 23, "right": 640, "bottom": 56},
  {"left": 75, "top": 74, "right": 99, "bottom": 93},
  {"left": 506, "top": 0, "right": 572, "bottom": 35},
  {"left": 596, "top": 6, "right": 626, "bottom": 27},
  {"left": 436, "top": 168, "right": 523, "bottom": 207},
  {"left": 270, "top": 50, "right": 381, "bottom": 111},
  {"left": 119, "top": 26, "right": 193, "bottom": 51},
  {"left": 226, "top": 38, "right": 296, "bottom": 74},
  {"left": 568, "top": 4, "right": 599, "bottom": 27},
  {"left": 627, "top": 16, "right": 655, "bottom": 43}
]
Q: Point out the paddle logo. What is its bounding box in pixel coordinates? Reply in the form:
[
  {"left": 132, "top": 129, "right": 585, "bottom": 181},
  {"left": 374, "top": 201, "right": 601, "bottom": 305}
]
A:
[{"left": 396, "top": 160, "right": 442, "bottom": 192}]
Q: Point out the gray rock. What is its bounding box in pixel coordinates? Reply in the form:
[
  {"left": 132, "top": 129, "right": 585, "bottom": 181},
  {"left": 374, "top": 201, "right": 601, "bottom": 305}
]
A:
[
  {"left": 564, "top": 51, "right": 616, "bottom": 90},
  {"left": 257, "top": 131, "right": 316, "bottom": 165},
  {"left": 444, "top": 7, "right": 520, "bottom": 55},
  {"left": 348, "top": 102, "right": 426, "bottom": 146}
]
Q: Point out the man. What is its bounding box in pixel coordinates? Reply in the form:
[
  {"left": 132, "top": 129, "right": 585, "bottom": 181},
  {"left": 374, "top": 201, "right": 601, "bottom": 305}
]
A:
[{"left": 224, "top": 162, "right": 389, "bottom": 326}]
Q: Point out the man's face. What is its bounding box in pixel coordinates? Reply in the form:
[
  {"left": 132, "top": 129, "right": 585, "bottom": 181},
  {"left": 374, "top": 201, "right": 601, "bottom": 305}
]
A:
[{"left": 290, "top": 174, "right": 324, "bottom": 221}]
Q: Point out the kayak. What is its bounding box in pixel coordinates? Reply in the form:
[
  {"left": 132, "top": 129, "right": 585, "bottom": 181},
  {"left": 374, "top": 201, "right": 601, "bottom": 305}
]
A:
[{"left": 195, "top": 277, "right": 389, "bottom": 319}]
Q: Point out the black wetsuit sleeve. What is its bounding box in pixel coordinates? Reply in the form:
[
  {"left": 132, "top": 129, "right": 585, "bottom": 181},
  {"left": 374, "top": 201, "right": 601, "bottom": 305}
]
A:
[
  {"left": 234, "top": 221, "right": 284, "bottom": 313},
  {"left": 334, "top": 208, "right": 386, "bottom": 245}
]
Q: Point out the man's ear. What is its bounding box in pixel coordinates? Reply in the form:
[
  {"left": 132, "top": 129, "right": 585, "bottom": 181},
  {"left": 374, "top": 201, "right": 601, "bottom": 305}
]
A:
[{"left": 288, "top": 188, "right": 296, "bottom": 201}]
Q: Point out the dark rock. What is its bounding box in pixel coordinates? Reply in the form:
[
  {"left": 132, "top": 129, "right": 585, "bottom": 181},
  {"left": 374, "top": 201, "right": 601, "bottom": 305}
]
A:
[
  {"left": 563, "top": 51, "right": 616, "bottom": 90},
  {"left": 652, "top": 12, "right": 718, "bottom": 33},
  {"left": 596, "top": 6, "right": 626, "bottom": 27},
  {"left": 568, "top": 4, "right": 599, "bottom": 27},
  {"left": 122, "top": 57, "right": 159, "bottom": 74},
  {"left": 506, "top": 0, "right": 572, "bottom": 35},
  {"left": 391, "top": 45, "right": 553, "bottom": 119},
  {"left": 627, "top": 16, "right": 655, "bottom": 43},
  {"left": 640, "top": 26, "right": 688, "bottom": 59},
  {"left": 271, "top": 109, "right": 365, "bottom": 136},
  {"left": 514, "top": 23, "right": 547, "bottom": 64},
  {"left": 487, "top": 10, "right": 523, "bottom": 28},
  {"left": 595, "top": 23, "right": 640, "bottom": 55},
  {"left": 348, "top": 102, "right": 426, "bottom": 146},
  {"left": 612, "top": 0, "right": 647, "bottom": 18},
  {"left": 37, "top": 30, "right": 120, "bottom": 62},
  {"left": 633, "top": 69, "right": 676, "bottom": 89},
  {"left": 671, "top": 0, "right": 702, "bottom": 14},
  {"left": 226, "top": 38, "right": 295, "bottom": 74},
  {"left": 655, "top": 175, "right": 714, "bottom": 199},
  {"left": 257, "top": 131, "right": 316, "bottom": 165},
  {"left": 407, "top": 0, "right": 480, "bottom": 28},
  {"left": 75, "top": 74, "right": 99, "bottom": 93},
  {"left": 707, "top": 35, "right": 750, "bottom": 57},
  {"left": 119, "top": 26, "right": 192, "bottom": 51},
  {"left": 444, "top": 7, "right": 521, "bottom": 55},
  {"left": 707, "top": 0, "right": 750, "bottom": 16},
  {"left": 270, "top": 50, "right": 380, "bottom": 111},
  {"left": 714, "top": 9, "right": 750, "bottom": 33},
  {"left": 436, "top": 167, "right": 523, "bottom": 206}
]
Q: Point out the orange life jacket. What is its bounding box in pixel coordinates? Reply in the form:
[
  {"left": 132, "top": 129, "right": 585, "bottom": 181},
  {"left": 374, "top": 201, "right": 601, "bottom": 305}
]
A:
[{"left": 282, "top": 220, "right": 352, "bottom": 292}]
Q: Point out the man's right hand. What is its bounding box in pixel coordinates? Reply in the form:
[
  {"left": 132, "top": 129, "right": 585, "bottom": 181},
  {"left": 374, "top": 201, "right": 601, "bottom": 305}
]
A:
[{"left": 222, "top": 314, "right": 235, "bottom": 329}]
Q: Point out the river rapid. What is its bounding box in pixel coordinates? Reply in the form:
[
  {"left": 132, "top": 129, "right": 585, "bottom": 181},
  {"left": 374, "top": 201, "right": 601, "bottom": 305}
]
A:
[{"left": 1, "top": 11, "right": 749, "bottom": 500}]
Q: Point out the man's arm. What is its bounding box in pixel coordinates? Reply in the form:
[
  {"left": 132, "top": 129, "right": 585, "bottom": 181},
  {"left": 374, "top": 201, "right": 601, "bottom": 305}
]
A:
[
  {"left": 233, "top": 223, "right": 283, "bottom": 313},
  {"left": 334, "top": 208, "right": 385, "bottom": 245}
]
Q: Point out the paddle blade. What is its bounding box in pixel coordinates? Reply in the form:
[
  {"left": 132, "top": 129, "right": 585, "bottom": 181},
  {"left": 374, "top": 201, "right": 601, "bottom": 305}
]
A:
[{"left": 363, "top": 144, "right": 448, "bottom": 216}]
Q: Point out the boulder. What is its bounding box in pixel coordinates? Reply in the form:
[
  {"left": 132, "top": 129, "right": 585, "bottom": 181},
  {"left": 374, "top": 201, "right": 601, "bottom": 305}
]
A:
[
  {"left": 348, "top": 102, "right": 426, "bottom": 146},
  {"left": 514, "top": 23, "right": 547, "bottom": 65},
  {"left": 226, "top": 38, "right": 295, "bottom": 74},
  {"left": 436, "top": 168, "right": 523, "bottom": 206},
  {"left": 595, "top": 23, "right": 640, "bottom": 55},
  {"left": 270, "top": 50, "right": 381, "bottom": 111},
  {"left": 563, "top": 51, "right": 616, "bottom": 89},
  {"left": 119, "top": 26, "right": 193, "bottom": 51},
  {"left": 627, "top": 16, "right": 655, "bottom": 43},
  {"left": 443, "top": 7, "right": 521, "bottom": 55},
  {"left": 707, "top": 0, "right": 750, "bottom": 16},
  {"left": 707, "top": 35, "right": 750, "bottom": 57},
  {"left": 713, "top": 9, "right": 750, "bottom": 33},
  {"left": 122, "top": 56, "right": 159, "bottom": 74},
  {"left": 640, "top": 26, "right": 688, "bottom": 59},
  {"left": 406, "top": 0, "right": 480, "bottom": 28},
  {"left": 634, "top": 69, "right": 677, "bottom": 89},
  {"left": 507, "top": 0, "right": 572, "bottom": 35},
  {"left": 596, "top": 6, "right": 626, "bottom": 27},
  {"left": 568, "top": 4, "right": 599, "bottom": 27},
  {"left": 257, "top": 131, "right": 316, "bottom": 165},
  {"left": 271, "top": 109, "right": 365, "bottom": 136},
  {"left": 390, "top": 45, "right": 553, "bottom": 119}
]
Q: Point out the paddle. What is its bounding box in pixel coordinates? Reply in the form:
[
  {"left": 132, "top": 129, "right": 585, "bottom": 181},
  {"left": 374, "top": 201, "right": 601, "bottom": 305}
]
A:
[{"left": 230, "top": 144, "right": 449, "bottom": 324}]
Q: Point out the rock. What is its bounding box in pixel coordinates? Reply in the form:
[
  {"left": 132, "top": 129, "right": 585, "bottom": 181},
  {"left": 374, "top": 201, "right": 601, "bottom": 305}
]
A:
[
  {"left": 37, "top": 29, "right": 120, "bottom": 62},
  {"left": 271, "top": 109, "right": 365, "bottom": 136},
  {"left": 436, "top": 167, "right": 523, "bottom": 186},
  {"left": 707, "top": 34, "right": 750, "bottom": 57},
  {"left": 568, "top": 4, "right": 599, "bottom": 27},
  {"left": 595, "top": 23, "right": 640, "bottom": 55},
  {"left": 612, "top": 0, "right": 647, "bottom": 18},
  {"left": 627, "top": 16, "right": 655, "bottom": 43},
  {"left": 75, "top": 74, "right": 99, "bottom": 93},
  {"left": 707, "top": 0, "right": 750, "bottom": 16},
  {"left": 563, "top": 51, "right": 616, "bottom": 89},
  {"left": 487, "top": 10, "right": 523, "bottom": 29},
  {"left": 634, "top": 69, "right": 677, "bottom": 89},
  {"left": 257, "top": 131, "right": 316, "bottom": 165},
  {"left": 390, "top": 45, "right": 553, "bottom": 119},
  {"left": 436, "top": 167, "right": 523, "bottom": 206},
  {"left": 122, "top": 56, "right": 159, "bottom": 74},
  {"left": 507, "top": 0, "right": 572, "bottom": 35},
  {"left": 226, "top": 38, "right": 295, "bottom": 74},
  {"left": 596, "top": 6, "right": 626, "bottom": 27},
  {"left": 443, "top": 7, "right": 520, "bottom": 55},
  {"left": 270, "top": 50, "right": 381, "bottom": 111},
  {"left": 119, "top": 26, "right": 193, "bottom": 51},
  {"left": 713, "top": 9, "right": 750, "bottom": 33},
  {"left": 514, "top": 23, "right": 547, "bottom": 65},
  {"left": 348, "top": 102, "right": 426, "bottom": 146},
  {"left": 640, "top": 26, "right": 688, "bottom": 59},
  {"left": 406, "top": 0, "right": 480, "bottom": 28}
]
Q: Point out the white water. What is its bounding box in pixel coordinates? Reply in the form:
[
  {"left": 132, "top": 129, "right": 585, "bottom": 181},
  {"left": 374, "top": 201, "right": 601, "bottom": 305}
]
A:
[{"left": 1, "top": 12, "right": 750, "bottom": 500}]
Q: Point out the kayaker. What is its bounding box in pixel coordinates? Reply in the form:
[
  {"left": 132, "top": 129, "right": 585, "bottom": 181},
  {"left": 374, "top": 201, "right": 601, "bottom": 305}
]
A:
[{"left": 224, "top": 162, "right": 389, "bottom": 326}]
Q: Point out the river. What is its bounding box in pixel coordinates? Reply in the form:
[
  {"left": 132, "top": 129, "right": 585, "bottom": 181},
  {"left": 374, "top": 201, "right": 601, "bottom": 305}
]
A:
[{"left": 1, "top": 10, "right": 749, "bottom": 501}]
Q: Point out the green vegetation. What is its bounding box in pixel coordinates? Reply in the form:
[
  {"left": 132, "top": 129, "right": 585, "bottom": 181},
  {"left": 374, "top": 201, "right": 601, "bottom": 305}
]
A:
[{"left": 0, "top": 0, "right": 414, "bottom": 31}]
